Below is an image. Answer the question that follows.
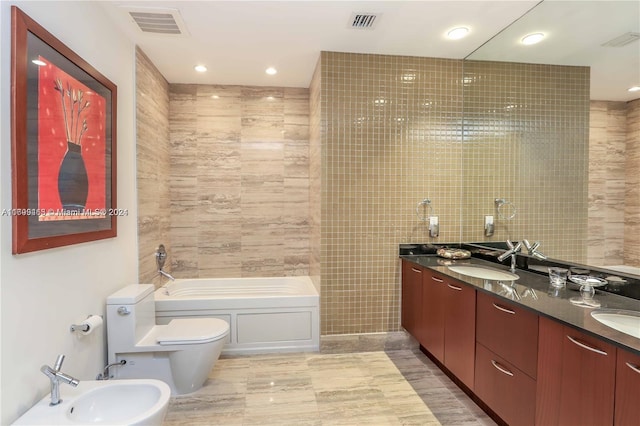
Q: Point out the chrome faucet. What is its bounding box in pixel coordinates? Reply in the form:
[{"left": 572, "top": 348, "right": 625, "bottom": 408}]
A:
[
  {"left": 156, "top": 244, "right": 175, "bottom": 281},
  {"left": 523, "top": 239, "right": 547, "bottom": 260},
  {"left": 40, "top": 355, "right": 79, "bottom": 406},
  {"left": 497, "top": 240, "right": 522, "bottom": 273},
  {"left": 96, "top": 359, "right": 126, "bottom": 380},
  {"left": 159, "top": 269, "right": 175, "bottom": 281}
]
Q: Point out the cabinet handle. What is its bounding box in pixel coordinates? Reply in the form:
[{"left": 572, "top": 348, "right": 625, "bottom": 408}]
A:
[
  {"left": 626, "top": 362, "right": 640, "bottom": 374},
  {"left": 491, "top": 360, "right": 514, "bottom": 377},
  {"left": 447, "top": 283, "right": 462, "bottom": 291},
  {"left": 492, "top": 303, "right": 515, "bottom": 315},
  {"left": 566, "top": 336, "right": 608, "bottom": 356},
  {"left": 411, "top": 268, "right": 422, "bottom": 274},
  {"left": 431, "top": 276, "right": 443, "bottom": 282}
]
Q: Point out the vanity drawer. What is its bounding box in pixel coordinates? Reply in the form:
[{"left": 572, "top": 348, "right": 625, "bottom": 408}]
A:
[
  {"left": 475, "top": 342, "right": 536, "bottom": 426},
  {"left": 476, "top": 291, "right": 539, "bottom": 379}
]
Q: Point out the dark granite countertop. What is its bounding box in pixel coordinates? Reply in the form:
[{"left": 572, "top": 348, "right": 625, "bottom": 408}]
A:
[{"left": 400, "top": 254, "right": 640, "bottom": 355}]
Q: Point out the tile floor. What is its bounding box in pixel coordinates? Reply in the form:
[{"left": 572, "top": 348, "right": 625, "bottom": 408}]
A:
[{"left": 163, "top": 348, "right": 495, "bottom": 426}]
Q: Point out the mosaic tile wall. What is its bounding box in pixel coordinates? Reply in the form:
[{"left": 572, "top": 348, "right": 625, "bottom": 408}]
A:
[
  {"left": 317, "top": 53, "right": 596, "bottom": 334},
  {"left": 319, "top": 52, "right": 464, "bottom": 334},
  {"left": 136, "top": 47, "right": 171, "bottom": 286},
  {"left": 167, "top": 84, "right": 310, "bottom": 278},
  {"left": 461, "top": 61, "right": 590, "bottom": 263}
]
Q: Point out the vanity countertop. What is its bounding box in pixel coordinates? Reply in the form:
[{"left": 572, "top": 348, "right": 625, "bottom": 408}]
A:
[{"left": 401, "top": 255, "right": 640, "bottom": 355}]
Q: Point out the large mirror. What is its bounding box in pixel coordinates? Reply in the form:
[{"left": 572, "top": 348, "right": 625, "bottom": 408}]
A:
[{"left": 461, "top": 0, "right": 639, "bottom": 273}]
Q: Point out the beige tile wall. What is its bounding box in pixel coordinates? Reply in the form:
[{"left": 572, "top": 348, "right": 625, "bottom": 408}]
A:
[
  {"left": 136, "top": 47, "right": 171, "bottom": 286},
  {"left": 587, "top": 99, "right": 640, "bottom": 268},
  {"left": 309, "top": 58, "right": 322, "bottom": 292},
  {"left": 168, "top": 84, "right": 310, "bottom": 278},
  {"left": 461, "top": 61, "right": 590, "bottom": 262},
  {"left": 319, "top": 52, "right": 464, "bottom": 334},
  {"left": 317, "top": 53, "right": 592, "bottom": 335},
  {"left": 624, "top": 99, "right": 640, "bottom": 267},
  {"left": 588, "top": 101, "right": 627, "bottom": 266}
]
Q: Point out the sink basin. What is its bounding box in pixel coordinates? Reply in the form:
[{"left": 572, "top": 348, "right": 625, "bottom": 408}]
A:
[
  {"left": 13, "top": 379, "right": 170, "bottom": 425},
  {"left": 447, "top": 265, "right": 519, "bottom": 281},
  {"left": 591, "top": 310, "right": 640, "bottom": 340}
]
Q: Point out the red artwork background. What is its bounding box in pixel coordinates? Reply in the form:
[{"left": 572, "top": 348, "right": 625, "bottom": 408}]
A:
[{"left": 37, "top": 56, "right": 106, "bottom": 218}]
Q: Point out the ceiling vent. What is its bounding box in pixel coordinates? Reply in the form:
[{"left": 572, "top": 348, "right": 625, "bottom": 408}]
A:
[
  {"left": 125, "top": 7, "right": 189, "bottom": 36},
  {"left": 349, "top": 13, "right": 379, "bottom": 30},
  {"left": 601, "top": 32, "right": 640, "bottom": 47}
]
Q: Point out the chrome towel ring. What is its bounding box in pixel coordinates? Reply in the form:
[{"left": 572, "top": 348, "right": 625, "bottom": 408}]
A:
[
  {"left": 495, "top": 198, "right": 517, "bottom": 220},
  {"left": 415, "top": 198, "right": 434, "bottom": 221}
]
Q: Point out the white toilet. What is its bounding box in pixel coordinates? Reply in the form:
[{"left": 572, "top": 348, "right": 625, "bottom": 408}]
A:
[{"left": 106, "top": 284, "right": 229, "bottom": 395}]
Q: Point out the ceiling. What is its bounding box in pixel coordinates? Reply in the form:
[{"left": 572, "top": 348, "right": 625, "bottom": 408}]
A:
[{"left": 101, "top": 1, "right": 640, "bottom": 101}]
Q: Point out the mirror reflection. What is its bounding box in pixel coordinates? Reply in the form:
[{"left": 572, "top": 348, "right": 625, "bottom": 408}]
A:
[{"left": 462, "top": 0, "right": 639, "bottom": 273}]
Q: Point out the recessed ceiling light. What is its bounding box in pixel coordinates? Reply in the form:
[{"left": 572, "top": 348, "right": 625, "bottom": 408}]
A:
[
  {"left": 521, "top": 33, "right": 545, "bottom": 45},
  {"left": 447, "top": 27, "right": 470, "bottom": 40},
  {"left": 628, "top": 86, "right": 640, "bottom": 92},
  {"left": 32, "top": 59, "right": 46, "bottom": 66},
  {"left": 194, "top": 65, "right": 207, "bottom": 73},
  {"left": 265, "top": 67, "right": 277, "bottom": 75}
]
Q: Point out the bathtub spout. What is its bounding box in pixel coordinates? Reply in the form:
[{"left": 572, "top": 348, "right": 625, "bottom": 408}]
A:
[{"left": 159, "top": 269, "right": 175, "bottom": 281}]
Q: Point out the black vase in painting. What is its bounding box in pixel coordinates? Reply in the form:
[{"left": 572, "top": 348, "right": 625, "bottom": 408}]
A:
[{"left": 58, "top": 141, "right": 88, "bottom": 211}]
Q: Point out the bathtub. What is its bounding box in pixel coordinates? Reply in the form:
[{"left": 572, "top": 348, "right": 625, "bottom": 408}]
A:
[{"left": 154, "top": 276, "right": 319, "bottom": 355}]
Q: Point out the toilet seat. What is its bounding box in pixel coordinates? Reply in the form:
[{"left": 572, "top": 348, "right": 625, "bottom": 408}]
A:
[{"left": 157, "top": 318, "right": 229, "bottom": 345}]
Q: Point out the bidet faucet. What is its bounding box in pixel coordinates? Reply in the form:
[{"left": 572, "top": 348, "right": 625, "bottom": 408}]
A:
[
  {"left": 40, "top": 355, "right": 79, "bottom": 406},
  {"left": 497, "top": 240, "right": 522, "bottom": 273}
]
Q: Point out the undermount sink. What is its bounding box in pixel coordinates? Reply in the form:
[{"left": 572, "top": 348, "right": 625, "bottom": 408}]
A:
[
  {"left": 447, "top": 265, "right": 519, "bottom": 281},
  {"left": 13, "top": 379, "right": 170, "bottom": 425},
  {"left": 591, "top": 310, "right": 640, "bottom": 340}
]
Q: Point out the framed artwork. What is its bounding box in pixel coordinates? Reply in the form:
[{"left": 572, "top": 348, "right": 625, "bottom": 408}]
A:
[{"left": 10, "top": 6, "right": 118, "bottom": 254}]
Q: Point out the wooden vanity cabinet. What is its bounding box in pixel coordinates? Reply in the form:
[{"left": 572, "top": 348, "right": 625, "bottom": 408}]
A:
[
  {"left": 614, "top": 348, "right": 640, "bottom": 426},
  {"left": 420, "top": 269, "right": 445, "bottom": 361},
  {"left": 475, "top": 292, "right": 538, "bottom": 426},
  {"left": 419, "top": 269, "right": 476, "bottom": 389},
  {"left": 475, "top": 342, "right": 537, "bottom": 426},
  {"left": 401, "top": 260, "right": 424, "bottom": 338},
  {"left": 536, "top": 316, "right": 617, "bottom": 426},
  {"left": 476, "top": 291, "right": 539, "bottom": 378},
  {"left": 442, "top": 275, "right": 476, "bottom": 389},
  {"left": 400, "top": 259, "right": 639, "bottom": 426}
]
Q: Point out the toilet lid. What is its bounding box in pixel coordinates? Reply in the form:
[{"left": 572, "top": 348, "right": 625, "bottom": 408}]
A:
[{"left": 157, "top": 318, "right": 229, "bottom": 345}]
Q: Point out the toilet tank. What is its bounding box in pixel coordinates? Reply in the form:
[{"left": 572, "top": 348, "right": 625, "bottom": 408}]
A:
[{"left": 106, "top": 284, "right": 156, "bottom": 355}]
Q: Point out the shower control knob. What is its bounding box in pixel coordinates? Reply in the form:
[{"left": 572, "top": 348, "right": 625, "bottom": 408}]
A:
[{"left": 117, "top": 307, "right": 131, "bottom": 316}]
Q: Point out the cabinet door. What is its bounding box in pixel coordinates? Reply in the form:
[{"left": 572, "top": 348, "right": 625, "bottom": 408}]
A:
[
  {"left": 443, "top": 277, "right": 476, "bottom": 389},
  {"left": 615, "top": 349, "right": 640, "bottom": 426},
  {"left": 559, "top": 326, "right": 616, "bottom": 426},
  {"left": 536, "top": 317, "right": 616, "bottom": 426},
  {"left": 401, "top": 260, "right": 423, "bottom": 337},
  {"left": 421, "top": 270, "right": 445, "bottom": 361},
  {"left": 476, "top": 291, "right": 538, "bottom": 378}
]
